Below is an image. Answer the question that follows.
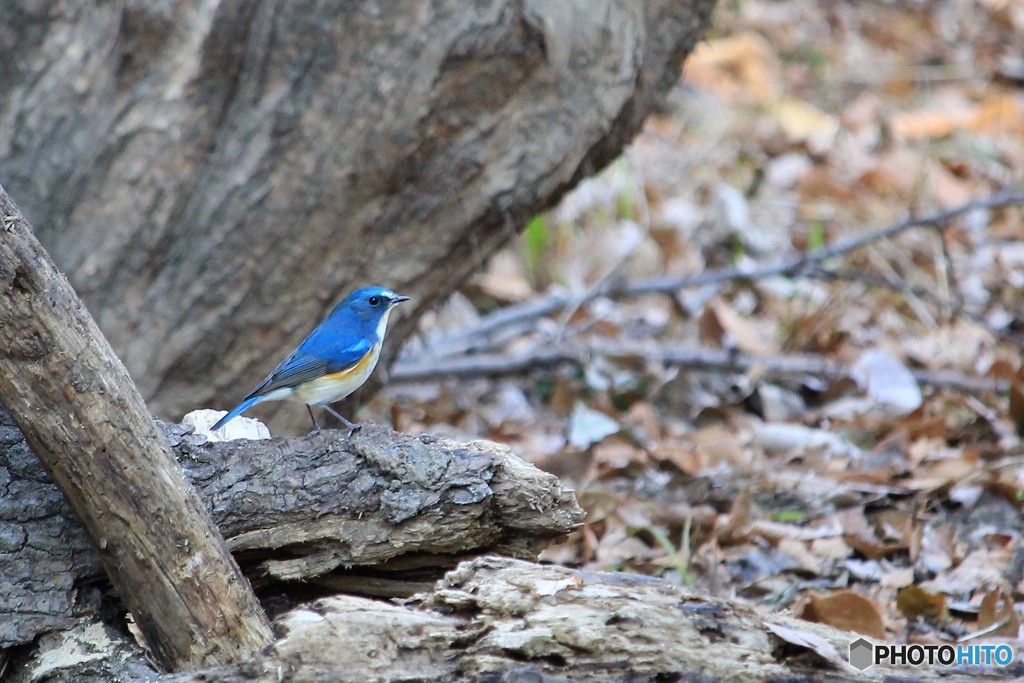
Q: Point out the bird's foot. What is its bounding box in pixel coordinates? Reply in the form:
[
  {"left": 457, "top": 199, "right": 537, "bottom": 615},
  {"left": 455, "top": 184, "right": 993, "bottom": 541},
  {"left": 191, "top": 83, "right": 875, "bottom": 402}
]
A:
[{"left": 345, "top": 422, "right": 363, "bottom": 441}]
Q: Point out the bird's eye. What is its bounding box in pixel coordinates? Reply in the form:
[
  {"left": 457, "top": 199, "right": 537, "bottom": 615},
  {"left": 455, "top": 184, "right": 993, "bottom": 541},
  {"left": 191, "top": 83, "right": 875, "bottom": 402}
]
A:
[{"left": 368, "top": 296, "right": 381, "bottom": 306}]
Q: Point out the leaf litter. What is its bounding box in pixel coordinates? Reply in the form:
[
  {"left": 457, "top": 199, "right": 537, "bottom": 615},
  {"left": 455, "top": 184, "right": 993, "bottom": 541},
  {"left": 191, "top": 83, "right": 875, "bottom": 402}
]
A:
[{"left": 370, "top": 0, "right": 1024, "bottom": 649}]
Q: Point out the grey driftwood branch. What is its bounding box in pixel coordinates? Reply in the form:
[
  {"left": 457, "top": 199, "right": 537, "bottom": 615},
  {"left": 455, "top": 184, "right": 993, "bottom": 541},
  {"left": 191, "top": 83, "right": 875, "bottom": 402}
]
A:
[
  {"left": 16, "top": 556, "right": 1005, "bottom": 683},
  {"left": 0, "top": 186, "right": 273, "bottom": 670},
  {"left": 419, "top": 189, "right": 1024, "bottom": 358},
  {"left": 0, "top": 411, "right": 584, "bottom": 651},
  {"left": 393, "top": 341, "right": 1007, "bottom": 395}
]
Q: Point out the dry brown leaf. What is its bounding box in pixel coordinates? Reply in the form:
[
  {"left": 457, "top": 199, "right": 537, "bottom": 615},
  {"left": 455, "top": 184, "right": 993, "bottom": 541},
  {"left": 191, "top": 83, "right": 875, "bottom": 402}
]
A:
[
  {"left": 986, "top": 471, "right": 1024, "bottom": 509},
  {"left": 896, "top": 585, "right": 948, "bottom": 621},
  {"left": 763, "top": 622, "right": 847, "bottom": 669},
  {"left": 891, "top": 91, "right": 1024, "bottom": 140},
  {"left": 717, "top": 488, "right": 754, "bottom": 545},
  {"left": 549, "top": 375, "right": 578, "bottom": 417},
  {"left": 625, "top": 401, "right": 662, "bottom": 442},
  {"left": 858, "top": 148, "right": 925, "bottom": 199},
  {"left": 594, "top": 532, "right": 661, "bottom": 568},
  {"left": 698, "top": 303, "right": 727, "bottom": 347},
  {"left": 977, "top": 588, "right": 1020, "bottom": 637},
  {"left": 753, "top": 423, "right": 863, "bottom": 461},
  {"left": 880, "top": 567, "right": 915, "bottom": 590},
  {"left": 777, "top": 538, "right": 823, "bottom": 574},
  {"left": 705, "top": 300, "right": 780, "bottom": 356},
  {"left": 925, "top": 544, "right": 1016, "bottom": 595},
  {"left": 891, "top": 109, "right": 965, "bottom": 140},
  {"left": 774, "top": 97, "right": 839, "bottom": 154},
  {"left": 915, "top": 524, "right": 956, "bottom": 575},
  {"left": 684, "top": 32, "right": 782, "bottom": 105},
  {"left": 796, "top": 165, "right": 861, "bottom": 206},
  {"left": 873, "top": 509, "right": 914, "bottom": 546},
  {"left": 691, "top": 424, "right": 749, "bottom": 469},
  {"left": 811, "top": 536, "right": 854, "bottom": 562},
  {"left": 654, "top": 442, "right": 710, "bottom": 476},
  {"left": 591, "top": 436, "right": 648, "bottom": 471},
  {"left": 469, "top": 251, "right": 534, "bottom": 302},
  {"left": 967, "top": 93, "right": 1024, "bottom": 136},
  {"left": 799, "top": 590, "right": 886, "bottom": 640},
  {"left": 929, "top": 159, "right": 980, "bottom": 208},
  {"left": 901, "top": 456, "right": 978, "bottom": 492},
  {"left": 749, "top": 518, "right": 843, "bottom": 543},
  {"left": 1009, "top": 378, "right": 1024, "bottom": 438},
  {"left": 838, "top": 508, "right": 906, "bottom": 559}
]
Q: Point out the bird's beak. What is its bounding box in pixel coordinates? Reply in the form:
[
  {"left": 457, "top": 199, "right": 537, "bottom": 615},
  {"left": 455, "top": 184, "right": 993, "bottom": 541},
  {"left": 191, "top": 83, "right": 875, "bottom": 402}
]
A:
[{"left": 392, "top": 295, "right": 411, "bottom": 304}]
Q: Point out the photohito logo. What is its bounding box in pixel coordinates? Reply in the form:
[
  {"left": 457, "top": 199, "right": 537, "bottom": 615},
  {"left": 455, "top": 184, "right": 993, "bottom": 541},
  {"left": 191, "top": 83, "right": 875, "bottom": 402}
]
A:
[{"left": 849, "top": 638, "right": 1015, "bottom": 670}]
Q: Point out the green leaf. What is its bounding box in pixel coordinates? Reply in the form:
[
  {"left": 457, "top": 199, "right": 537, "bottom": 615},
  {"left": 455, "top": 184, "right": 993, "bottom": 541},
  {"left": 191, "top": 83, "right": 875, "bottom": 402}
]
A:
[{"left": 521, "top": 214, "right": 549, "bottom": 280}]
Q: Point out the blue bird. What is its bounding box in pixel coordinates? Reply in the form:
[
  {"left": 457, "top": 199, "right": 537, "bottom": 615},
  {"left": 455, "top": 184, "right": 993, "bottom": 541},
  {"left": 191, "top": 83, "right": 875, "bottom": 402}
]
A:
[{"left": 211, "top": 286, "right": 410, "bottom": 432}]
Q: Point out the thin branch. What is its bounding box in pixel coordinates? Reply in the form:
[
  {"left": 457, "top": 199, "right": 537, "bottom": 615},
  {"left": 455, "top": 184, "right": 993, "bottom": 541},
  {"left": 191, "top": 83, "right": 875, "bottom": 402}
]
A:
[
  {"left": 958, "top": 616, "right": 1012, "bottom": 643},
  {"left": 806, "top": 265, "right": 1024, "bottom": 348},
  {"left": 392, "top": 341, "right": 1007, "bottom": 395},
  {"left": 424, "top": 190, "right": 1024, "bottom": 357}
]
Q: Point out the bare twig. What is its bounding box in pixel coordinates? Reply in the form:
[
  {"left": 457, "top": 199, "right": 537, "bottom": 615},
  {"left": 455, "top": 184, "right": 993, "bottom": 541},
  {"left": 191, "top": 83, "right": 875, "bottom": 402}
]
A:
[
  {"left": 933, "top": 224, "right": 963, "bottom": 317},
  {"left": 426, "top": 190, "right": 1024, "bottom": 357},
  {"left": 393, "top": 341, "right": 1007, "bottom": 395},
  {"left": 958, "top": 616, "right": 1012, "bottom": 643},
  {"left": 806, "top": 266, "right": 1024, "bottom": 348}
]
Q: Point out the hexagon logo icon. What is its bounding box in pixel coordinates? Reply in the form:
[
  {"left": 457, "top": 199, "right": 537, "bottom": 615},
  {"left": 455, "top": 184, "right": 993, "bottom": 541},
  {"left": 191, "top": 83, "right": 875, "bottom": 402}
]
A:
[{"left": 849, "top": 638, "right": 874, "bottom": 670}]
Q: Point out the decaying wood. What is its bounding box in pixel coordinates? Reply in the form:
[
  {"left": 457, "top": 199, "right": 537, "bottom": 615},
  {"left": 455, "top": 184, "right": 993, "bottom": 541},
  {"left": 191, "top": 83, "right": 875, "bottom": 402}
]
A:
[
  {"left": 0, "top": 0, "right": 716, "bottom": 429},
  {"left": 0, "top": 408, "right": 584, "bottom": 651},
  {"left": 4, "top": 618, "right": 158, "bottom": 683},
  {"left": 15, "top": 556, "right": 1009, "bottom": 683},
  {"left": 0, "top": 187, "right": 273, "bottom": 670}
]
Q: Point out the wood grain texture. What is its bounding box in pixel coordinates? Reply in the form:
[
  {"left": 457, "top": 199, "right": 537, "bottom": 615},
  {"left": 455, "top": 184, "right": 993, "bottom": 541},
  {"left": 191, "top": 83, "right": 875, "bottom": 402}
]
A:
[
  {"left": 0, "top": 410, "right": 584, "bottom": 650},
  {"left": 0, "top": 188, "right": 273, "bottom": 670},
  {"left": 13, "top": 557, "right": 991, "bottom": 682},
  {"left": 0, "top": 0, "right": 715, "bottom": 429}
]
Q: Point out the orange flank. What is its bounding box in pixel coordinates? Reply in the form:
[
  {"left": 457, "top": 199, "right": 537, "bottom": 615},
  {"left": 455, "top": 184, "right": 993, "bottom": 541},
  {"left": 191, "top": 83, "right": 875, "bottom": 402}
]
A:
[
  {"left": 290, "top": 345, "right": 382, "bottom": 406},
  {"left": 322, "top": 348, "right": 375, "bottom": 382}
]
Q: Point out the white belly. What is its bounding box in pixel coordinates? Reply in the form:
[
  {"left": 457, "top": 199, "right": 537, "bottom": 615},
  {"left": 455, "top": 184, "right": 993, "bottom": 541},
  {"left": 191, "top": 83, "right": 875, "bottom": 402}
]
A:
[{"left": 288, "top": 342, "right": 382, "bottom": 406}]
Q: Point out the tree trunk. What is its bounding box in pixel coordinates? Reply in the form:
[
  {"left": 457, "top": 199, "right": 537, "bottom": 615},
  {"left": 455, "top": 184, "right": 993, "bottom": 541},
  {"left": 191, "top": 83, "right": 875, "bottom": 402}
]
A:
[
  {"left": 0, "top": 188, "right": 273, "bottom": 670},
  {"left": 0, "top": 0, "right": 716, "bottom": 427},
  {"left": 10, "top": 557, "right": 991, "bottom": 683},
  {"left": 0, "top": 409, "right": 584, "bottom": 651}
]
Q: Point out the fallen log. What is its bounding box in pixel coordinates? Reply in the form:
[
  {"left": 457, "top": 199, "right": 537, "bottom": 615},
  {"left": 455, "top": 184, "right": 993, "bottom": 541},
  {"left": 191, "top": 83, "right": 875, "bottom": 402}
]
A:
[
  {"left": 15, "top": 556, "right": 1013, "bottom": 682},
  {"left": 0, "top": 410, "right": 584, "bottom": 650},
  {"left": 0, "top": 186, "right": 273, "bottom": 670}
]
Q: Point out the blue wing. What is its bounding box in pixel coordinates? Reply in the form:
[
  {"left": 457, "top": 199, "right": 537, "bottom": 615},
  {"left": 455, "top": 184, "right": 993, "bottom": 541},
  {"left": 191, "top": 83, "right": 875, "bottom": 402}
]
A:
[
  {"left": 243, "top": 332, "right": 372, "bottom": 401},
  {"left": 244, "top": 345, "right": 371, "bottom": 401}
]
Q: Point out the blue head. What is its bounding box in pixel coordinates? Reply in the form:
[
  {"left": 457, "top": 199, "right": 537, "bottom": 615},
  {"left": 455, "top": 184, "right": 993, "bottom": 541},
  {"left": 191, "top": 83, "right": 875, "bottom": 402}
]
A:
[{"left": 330, "top": 286, "right": 410, "bottom": 330}]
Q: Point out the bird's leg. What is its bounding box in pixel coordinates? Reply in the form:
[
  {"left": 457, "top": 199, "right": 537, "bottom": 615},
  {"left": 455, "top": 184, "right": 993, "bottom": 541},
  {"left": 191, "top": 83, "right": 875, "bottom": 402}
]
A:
[
  {"left": 322, "top": 404, "right": 360, "bottom": 433},
  {"left": 306, "top": 405, "right": 321, "bottom": 434}
]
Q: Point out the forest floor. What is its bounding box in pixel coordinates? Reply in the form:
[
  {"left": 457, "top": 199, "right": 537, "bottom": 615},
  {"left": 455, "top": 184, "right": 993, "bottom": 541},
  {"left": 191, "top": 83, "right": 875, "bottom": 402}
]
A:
[{"left": 373, "top": 0, "right": 1024, "bottom": 652}]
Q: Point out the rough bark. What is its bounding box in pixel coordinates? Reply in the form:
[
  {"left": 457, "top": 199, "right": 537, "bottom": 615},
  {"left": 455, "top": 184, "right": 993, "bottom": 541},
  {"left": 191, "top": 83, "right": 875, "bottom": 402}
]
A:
[
  {"left": 0, "top": 408, "right": 584, "bottom": 651},
  {"left": 0, "top": 188, "right": 273, "bottom": 670},
  {"left": 0, "top": 0, "right": 716, "bottom": 428},
  {"left": 14, "top": 557, "right": 1014, "bottom": 683}
]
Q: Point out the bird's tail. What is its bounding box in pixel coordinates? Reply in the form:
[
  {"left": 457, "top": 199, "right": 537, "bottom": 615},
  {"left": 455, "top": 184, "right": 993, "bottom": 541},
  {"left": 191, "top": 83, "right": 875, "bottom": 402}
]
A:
[{"left": 211, "top": 396, "right": 260, "bottom": 431}]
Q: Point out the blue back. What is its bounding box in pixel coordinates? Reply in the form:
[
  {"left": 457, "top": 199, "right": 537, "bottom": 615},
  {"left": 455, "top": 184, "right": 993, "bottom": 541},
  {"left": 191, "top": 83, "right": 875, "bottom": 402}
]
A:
[{"left": 296, "top": 287, "right": 394, "bottom": 359}]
